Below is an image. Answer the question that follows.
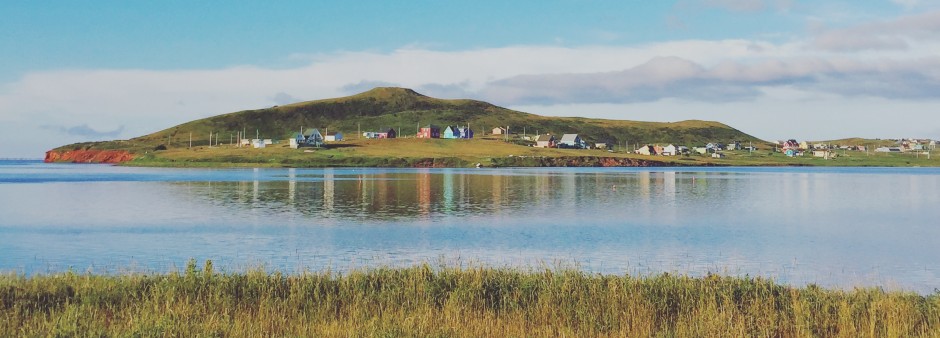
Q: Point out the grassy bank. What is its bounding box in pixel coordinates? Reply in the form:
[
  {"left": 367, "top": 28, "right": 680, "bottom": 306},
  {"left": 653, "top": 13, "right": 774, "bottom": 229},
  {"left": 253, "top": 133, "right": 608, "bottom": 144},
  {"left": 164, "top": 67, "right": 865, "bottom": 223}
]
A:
[
  {"left": 119, "top": 137, "right": 940, "bottom": 168},
  {"left": 2, "top": 262, "right": 938, "bottom": 337}
]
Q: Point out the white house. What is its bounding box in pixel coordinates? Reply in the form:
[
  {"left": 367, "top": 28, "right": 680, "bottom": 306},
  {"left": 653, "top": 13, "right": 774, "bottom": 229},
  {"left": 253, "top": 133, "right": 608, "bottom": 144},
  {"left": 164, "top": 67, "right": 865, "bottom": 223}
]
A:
[
  {"left": 251, "top": 139, "right": 266, "bottom": 148},
  {"left": 558, "top": 134, "right": 585, "bottom": 149},
  {"left": 662, "top": 144, "right": 678, "bottom": 156},
  {"left": 636, "top": 145, "right": 656, "bottom": 156},
  {"left": 325, "top": 132, "right": 343, "bottom": 142},
  {"left": 492, "top": 127, "right": 508, "bottom": 135}
]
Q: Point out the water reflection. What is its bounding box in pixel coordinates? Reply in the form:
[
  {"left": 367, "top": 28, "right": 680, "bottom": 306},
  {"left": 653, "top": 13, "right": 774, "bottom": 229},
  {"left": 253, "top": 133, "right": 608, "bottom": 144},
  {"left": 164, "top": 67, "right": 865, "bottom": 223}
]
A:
[{"left": 1, "top": 164, "right": 939, "bottom": 293}]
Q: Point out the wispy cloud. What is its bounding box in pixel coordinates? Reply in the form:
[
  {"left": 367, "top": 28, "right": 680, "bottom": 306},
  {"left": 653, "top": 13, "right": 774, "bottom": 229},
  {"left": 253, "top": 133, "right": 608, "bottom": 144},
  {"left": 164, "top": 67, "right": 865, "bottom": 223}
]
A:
[
  {"left": 811, "top": 10, "right": 940, "bottom": 51},
  {"left": 477, "top": 56, "right": 940, "bottom": 105},
  {"left": 43, "top": 124, "right": 125, "bottom": 138},
  {"left": 699, "top": 0, "right": 793, "bottom": 12}
]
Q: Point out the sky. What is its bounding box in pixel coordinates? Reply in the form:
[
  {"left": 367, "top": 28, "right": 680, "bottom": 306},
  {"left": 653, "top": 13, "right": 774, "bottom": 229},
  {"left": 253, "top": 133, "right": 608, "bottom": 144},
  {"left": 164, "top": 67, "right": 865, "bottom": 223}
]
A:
[{"left": 2, "top": 0, "right": 940, "bottom": 158}]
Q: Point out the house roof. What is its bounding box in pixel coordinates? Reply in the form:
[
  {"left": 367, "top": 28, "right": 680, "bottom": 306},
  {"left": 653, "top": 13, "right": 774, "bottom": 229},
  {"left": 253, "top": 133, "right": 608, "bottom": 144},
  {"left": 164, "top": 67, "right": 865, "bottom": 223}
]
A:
[
  {"left": 444, "top": 125, "right": 458, "bottom": 132},
  {"left": 303, "top": 128, "right": 321, "bottom": 137},
  {"left": 536, "top": 134, "right": 555, "bottom": 142},
  {"left": 560, "top": 134, "right": 579, "bottom": 142}
]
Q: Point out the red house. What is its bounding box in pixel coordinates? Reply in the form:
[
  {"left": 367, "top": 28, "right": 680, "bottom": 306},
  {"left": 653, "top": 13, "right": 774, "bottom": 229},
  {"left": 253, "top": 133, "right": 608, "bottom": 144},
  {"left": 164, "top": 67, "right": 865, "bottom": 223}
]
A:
[{"left": 417, "top": 124, "right": 441, "bottom": 138}]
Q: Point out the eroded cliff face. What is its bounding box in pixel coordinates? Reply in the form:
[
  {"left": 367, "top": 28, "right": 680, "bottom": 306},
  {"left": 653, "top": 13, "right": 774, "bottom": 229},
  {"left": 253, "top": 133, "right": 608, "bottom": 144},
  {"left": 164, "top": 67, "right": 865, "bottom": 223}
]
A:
[{"left": 44, "top": 150, "right": 135, "bottom": 163}]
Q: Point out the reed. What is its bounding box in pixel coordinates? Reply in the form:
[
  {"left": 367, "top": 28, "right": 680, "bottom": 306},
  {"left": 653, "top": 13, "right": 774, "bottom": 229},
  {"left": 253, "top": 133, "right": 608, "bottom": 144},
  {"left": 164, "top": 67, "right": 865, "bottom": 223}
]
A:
[{"left": 2, "top": 260, "right": 938, "bottom": 337}]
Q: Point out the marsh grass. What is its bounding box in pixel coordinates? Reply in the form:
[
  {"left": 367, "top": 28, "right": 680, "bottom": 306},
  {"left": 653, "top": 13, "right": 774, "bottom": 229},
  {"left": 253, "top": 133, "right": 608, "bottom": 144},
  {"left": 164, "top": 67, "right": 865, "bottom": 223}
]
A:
[{"left": 2, "top": 260, "right": 938, "bottom": 337}]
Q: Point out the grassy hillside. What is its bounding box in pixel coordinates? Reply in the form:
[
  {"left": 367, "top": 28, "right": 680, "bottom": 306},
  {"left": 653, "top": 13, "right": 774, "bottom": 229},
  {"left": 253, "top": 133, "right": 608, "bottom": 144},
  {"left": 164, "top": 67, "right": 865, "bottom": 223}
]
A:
[{"left": 52, "top": 87, "right": 767, "bottom": 154}]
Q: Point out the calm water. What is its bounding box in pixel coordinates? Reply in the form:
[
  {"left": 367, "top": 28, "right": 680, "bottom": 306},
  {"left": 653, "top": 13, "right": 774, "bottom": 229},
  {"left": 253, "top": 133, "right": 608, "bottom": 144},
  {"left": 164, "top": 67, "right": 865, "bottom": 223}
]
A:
[{"left": 1, "top": 160, "right": 938, "bottom": 293}]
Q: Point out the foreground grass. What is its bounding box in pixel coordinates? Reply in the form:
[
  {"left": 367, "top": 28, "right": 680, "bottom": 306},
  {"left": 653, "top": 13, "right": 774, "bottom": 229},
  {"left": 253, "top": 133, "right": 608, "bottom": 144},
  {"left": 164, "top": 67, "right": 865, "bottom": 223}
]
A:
[{"left": 2, "top": 262, "right": 938, "bottom": 337}]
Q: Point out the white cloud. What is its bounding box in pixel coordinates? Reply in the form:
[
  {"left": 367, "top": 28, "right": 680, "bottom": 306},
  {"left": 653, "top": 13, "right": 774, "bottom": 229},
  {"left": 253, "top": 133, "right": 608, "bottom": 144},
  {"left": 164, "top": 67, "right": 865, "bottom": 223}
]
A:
[
  {"left": 811, "top": 10, "right": 940, "bottom": 51},
  {"left": 2, "top": 17, "right": 940, "bottom": 157}
]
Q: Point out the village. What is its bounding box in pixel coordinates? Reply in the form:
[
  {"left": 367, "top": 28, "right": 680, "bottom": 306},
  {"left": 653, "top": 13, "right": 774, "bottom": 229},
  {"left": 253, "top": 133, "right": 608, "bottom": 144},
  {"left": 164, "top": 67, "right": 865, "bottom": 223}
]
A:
[{"left": 231, "top": 124, "right": 937, "bottom": 161}]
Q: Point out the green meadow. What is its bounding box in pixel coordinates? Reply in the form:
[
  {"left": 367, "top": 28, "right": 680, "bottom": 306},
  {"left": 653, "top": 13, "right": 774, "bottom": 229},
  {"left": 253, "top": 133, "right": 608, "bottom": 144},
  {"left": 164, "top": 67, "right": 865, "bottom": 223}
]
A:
[
  {"left": 121, "top": 137, "right": 940, "bottom": 168},
  {"left": 2, "top": 261, "right": 938, "bottom": 337}
]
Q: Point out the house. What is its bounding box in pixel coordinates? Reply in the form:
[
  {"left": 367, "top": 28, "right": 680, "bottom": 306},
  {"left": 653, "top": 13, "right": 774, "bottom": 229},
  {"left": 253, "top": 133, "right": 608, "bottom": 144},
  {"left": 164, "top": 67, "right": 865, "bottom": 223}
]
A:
[
  {"left": 857, "top": 146, "right": 867, "bottom": 152},
  {"left": 492, "top": 127, "right": 508, "bottom": 135},
  {"left": 653, "top": 145, "right": 664, "bottom": 155},
  {"left": 375, "top": 127, "right": 397, "bottom": 139},
  {"left": 813, "top": 143, "right": 829, "bottom": 150},
  {"left": 535, "top": 134, "right": 556, "bottom": 148},
  {"left": 457, "top": 126, "right": 474, "bottom": 139},
  {"left": 594, "top": 143, "right": 608, "bottom": 150},
  {"left": 677, "top": 146, "right": 690, "bottom": 154},
  {"left": 876, "top": 147, "right": 901, "bottom": 152},
  {"left": 363, "top": 129, "right": 394, "bottom": 139},
  {"left": 417, "top": 125, "right": 441, "bottom": 138},
  {"left": 240, "top": 139, "right": 251, "bottom": 147},
  {"left": 302, "top": 128, "right": 324, "bottom": 147},
  {"left": 813, "top": 150, "right": 835, "bottom": 158},
  {"left": 558, "top": 134, "right": 585, "bottom": 149},
  {"left": 251, "top": 139, "right": 266, "bottom": 148},
  {"left": 442, "top": 126, "right": 459, "bottom": 139},
  {"left": 726, "top": 141, "right": 741, "bottom": 151},
  {"left": 324, "top": 132, "right": 343, "bottom": 142},
  {"left": 263, "top": 139, "right": 273, "bottom": 145},
  {"left": 799, "top": 141, "right": 811, "bottom": 150},
  {"left": 636, "top": 145, "right": 656, "bottom": 156},
  {"left": 782, "top": 139, "right": 800, "bottom": 157},
  {"left": 694, "top": 147, "right": 708, "bottom": 155},
  {"left": 705, "top": 143, "right": 719, "bottom": 152},
  {"left": 662, "top": 144, "right": 678, "bottom": 156},
  {"left": 712, "top": 152, "right": 725, "bottom": 158}
]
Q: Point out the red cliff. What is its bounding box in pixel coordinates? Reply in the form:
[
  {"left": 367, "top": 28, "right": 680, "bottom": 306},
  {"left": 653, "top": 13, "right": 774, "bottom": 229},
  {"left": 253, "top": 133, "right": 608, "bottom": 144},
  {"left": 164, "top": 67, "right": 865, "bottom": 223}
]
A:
[{"left": 44, "top": 150, "right": 135, "bottom": 163}]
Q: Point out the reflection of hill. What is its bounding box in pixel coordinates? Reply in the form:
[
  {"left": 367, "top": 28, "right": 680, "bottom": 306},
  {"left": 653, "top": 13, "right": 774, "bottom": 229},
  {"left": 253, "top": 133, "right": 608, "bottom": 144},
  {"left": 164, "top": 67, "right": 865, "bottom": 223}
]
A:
[{"left": 167, "top": 169, "right": 759, "bottom": 224}]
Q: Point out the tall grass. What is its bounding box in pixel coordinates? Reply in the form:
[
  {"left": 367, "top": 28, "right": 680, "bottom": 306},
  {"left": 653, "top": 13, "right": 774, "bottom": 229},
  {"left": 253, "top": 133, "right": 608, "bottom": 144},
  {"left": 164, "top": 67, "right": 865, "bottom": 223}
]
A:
[{"left": 2, "top": 260, "right": 938, "bottom": 337}]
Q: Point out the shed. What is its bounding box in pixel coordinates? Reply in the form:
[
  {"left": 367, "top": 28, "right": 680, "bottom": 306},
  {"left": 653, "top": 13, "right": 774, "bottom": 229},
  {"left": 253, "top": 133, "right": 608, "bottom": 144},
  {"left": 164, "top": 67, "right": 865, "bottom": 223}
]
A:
[{"left": 535, "top": 134, "right": 556, "bottom": 148}]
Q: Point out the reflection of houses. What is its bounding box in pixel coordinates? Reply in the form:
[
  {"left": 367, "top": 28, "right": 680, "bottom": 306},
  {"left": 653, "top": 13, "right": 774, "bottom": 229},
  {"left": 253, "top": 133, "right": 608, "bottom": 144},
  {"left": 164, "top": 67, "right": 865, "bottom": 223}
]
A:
[
  {"left": 558, "top": 134, "right": 586, "bottom": 149},
  {"left": 417, "top": 125, "right": 441, "bottom": 138},
  {"left": 535, "top": 134, "right": 556, "bottom": 148}
]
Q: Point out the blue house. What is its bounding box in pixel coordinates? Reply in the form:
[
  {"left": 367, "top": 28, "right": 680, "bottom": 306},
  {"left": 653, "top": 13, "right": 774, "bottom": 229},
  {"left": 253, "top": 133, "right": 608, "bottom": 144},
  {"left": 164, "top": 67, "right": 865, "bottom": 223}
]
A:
[
  {"left": 457, "top": 126, "right": 474, "bottom": 139},
  {"left": 442, "top": 126, "right": 460, "bottom": 139}
]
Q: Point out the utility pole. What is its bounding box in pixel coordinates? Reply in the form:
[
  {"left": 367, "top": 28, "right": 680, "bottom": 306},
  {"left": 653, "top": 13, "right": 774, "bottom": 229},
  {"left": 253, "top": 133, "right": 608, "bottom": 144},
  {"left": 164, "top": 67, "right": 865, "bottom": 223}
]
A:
[
  {"left": 358, "top": 123, "right": 361, "bottom": 139},
  {"left": 189, "top": 132, "right": 192, "bottom": 148}
]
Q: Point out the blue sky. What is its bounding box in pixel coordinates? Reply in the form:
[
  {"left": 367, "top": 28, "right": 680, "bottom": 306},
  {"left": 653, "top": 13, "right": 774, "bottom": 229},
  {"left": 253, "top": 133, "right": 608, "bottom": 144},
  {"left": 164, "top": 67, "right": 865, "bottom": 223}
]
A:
[{"left": 2, "top": 0, "right": 940, "bottom": 157}]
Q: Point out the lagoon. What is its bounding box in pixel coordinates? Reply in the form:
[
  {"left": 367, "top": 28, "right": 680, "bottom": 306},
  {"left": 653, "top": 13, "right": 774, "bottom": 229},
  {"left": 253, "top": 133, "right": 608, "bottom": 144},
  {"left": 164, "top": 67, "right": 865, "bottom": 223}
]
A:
[{"left": 1, "top": 160, "right": 938, "bottom": 293}]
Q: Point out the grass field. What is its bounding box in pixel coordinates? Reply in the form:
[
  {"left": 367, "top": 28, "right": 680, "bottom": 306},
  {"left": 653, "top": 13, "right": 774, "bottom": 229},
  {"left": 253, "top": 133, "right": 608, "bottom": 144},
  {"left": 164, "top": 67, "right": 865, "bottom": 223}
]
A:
[
  {"left": 123, "top": 137, "right": 940, "bottom": 168},
  {"left": 2, "top": 262, "right": 938, "bottom": 337}
]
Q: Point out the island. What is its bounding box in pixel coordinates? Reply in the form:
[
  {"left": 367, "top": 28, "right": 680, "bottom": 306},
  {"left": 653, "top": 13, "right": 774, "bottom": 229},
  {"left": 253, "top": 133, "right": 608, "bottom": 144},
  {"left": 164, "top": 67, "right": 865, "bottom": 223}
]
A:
[{"left": 45, "top": 87, "right": 938, "bottom": 168}]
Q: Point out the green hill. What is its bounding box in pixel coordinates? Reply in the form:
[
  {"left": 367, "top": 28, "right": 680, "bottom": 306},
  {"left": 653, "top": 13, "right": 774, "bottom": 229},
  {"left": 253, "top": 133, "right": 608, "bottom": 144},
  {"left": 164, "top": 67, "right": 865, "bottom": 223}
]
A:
[{"left": 52, "top": 87, "right": 768, "bottom": 153}]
